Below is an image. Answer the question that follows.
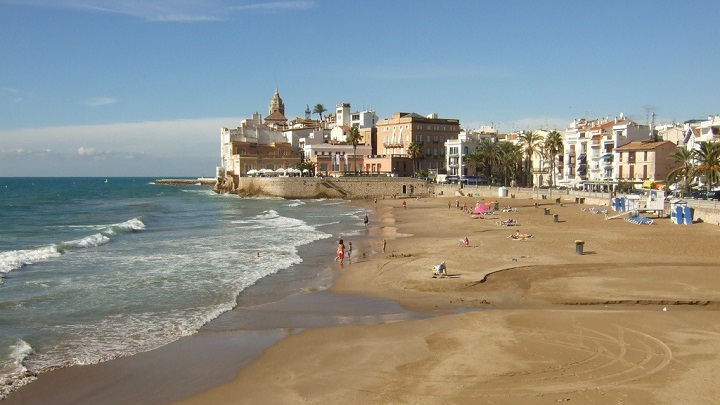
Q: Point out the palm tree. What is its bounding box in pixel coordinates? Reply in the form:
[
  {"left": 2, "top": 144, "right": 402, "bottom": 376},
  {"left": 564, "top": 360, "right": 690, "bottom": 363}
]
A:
[
  {"left": 544, "top": 130, "right": 563, "bottom": 187},
  {"left": 407, "top": 141, "right": 422, "bottom": 176},
  {"left": 470, "top": 138, "right": 499, "bottom": 182},
  {"left": 347, "top": 125, "right": 363, "bottom": 175},
  {"left": 518, "top": 130, "right": 543, "bottom": 187},
  {"left": 666, "top": 147, "right": 694, "bottom": 192},
  {"left": 692, "top": 141, "right": 720, "bottom": 195},
  {"left": 497, "top": 141, "right": 522, "bottom": 186},
  {"left": 296, "top": 160, "right": 316, "bottom": 177},
  {"left": 312, "top": 104, "right": 326, "bottom": 121}
]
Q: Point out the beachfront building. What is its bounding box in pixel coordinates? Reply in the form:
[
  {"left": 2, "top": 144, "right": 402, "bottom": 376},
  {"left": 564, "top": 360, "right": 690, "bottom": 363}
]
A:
[
  {"left": 365, "top": 112, "right": 461, "bottom": 177},
  {"left": 446, "top": 126, "right": 499, "bottom": 179},
  {"left": 657, "top": 123, "right": 685, "bottom": 146},
  {"left": 614, "top": 140, "right": 676, "bottom": 186},
  {"left": 304, "top": 142, "right": 372, "bottom": 176},
  {"left": 561, "top": 115, "right": 650, "bottom": 188},
  {"left": 446, "top": 131, "right": 480, "bottom": 178},
  {"left": 219, "top": 112, "right": 300, "bottom": 178},
  {"left": 685, "top": 115, "right": 720, "bottom": 152}
]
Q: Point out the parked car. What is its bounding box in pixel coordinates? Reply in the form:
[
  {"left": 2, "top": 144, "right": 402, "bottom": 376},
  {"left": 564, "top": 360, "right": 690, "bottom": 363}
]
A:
[
  {"left": 444, "top": 175, "right": 459, "bottom": 184},
  {"left": 460, "top": 176, "right": 487, "bottom": 185},
  {"left": 689, "top": 190, "right": 720, "bottom": 200}
]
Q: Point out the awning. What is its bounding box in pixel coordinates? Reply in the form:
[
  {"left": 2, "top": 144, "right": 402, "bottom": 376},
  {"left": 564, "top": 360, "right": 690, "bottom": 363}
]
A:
[{"left": 601, "top": 154, "right": 613, "bottom": 160}]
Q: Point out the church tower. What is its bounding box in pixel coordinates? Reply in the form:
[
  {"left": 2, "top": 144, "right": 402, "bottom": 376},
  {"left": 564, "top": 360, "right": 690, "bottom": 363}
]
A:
[{"left": 268, "top": 87, "right": 285, "bottom": 117}]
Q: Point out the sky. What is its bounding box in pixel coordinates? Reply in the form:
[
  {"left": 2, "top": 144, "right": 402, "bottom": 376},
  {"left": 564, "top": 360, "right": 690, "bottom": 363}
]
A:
[{"left": 1, "top": 0, "right": 718, "bottom": 177}]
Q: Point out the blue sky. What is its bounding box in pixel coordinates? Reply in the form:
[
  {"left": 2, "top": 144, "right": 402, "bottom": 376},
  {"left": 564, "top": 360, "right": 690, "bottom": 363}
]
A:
[{"left": 1, "top": 0, "right": 718, "bottom": 177}]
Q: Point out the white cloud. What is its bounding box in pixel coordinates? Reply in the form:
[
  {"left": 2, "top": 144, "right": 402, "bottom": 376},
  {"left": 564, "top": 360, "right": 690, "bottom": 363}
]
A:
[
  {"left": 0, "top": 117, "right": 240, "bottom": 176},
  {"left": 86, "top": 97, "right": 116, "bottom": 107},
  {"left": 0, "top": 0, "right": 315, "bottom": 22},
  {"left": 78, "top": 146, "right": 97, "bottom": 155}
]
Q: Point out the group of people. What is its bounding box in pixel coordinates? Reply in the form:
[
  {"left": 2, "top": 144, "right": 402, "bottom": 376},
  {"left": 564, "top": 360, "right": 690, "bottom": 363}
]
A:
[{"left": 336, "top": 239, "right": 352, "bottom": 264}]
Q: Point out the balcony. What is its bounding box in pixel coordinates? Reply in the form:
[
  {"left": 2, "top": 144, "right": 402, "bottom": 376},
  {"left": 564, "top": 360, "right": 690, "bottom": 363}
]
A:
[{"left": 384, "top": 142, "right": 404, "bottom": 148}]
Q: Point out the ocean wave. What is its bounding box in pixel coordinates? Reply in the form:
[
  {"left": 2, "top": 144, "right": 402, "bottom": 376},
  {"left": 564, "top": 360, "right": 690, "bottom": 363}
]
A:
[
  {"left": 0, "top": 340, "right": 35, "bottom": 400},
  {"left": 0, "top": 246, "right": 61, "bottom": 273},
  {"left": 57, "top": 233, "right": 110, "bottom": 251},
  {"left": 106, "top": 218, "right": 145, "bottom": 234},
  {"left": 0, "top": 218, "right": 145, "bottom": 274}
]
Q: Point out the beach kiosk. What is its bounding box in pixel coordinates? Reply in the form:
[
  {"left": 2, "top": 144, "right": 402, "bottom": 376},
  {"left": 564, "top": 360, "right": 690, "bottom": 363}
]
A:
[{"left": 669, "top": 199, "right": 692, "bottom": 225}]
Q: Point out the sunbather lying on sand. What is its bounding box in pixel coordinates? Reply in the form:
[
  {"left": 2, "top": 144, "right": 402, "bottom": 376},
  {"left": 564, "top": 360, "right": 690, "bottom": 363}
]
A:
[{"left": 508, "top": 230, "right": 533, "bottom": 240}]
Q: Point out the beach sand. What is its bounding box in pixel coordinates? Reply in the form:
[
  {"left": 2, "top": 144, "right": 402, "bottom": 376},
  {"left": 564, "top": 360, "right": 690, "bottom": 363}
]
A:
[
  {"left": 6, "top": 195, "right": 720, "bottom": 404},
  {"left": 174, "top": 195, "right": 720, "bottom": 405}
]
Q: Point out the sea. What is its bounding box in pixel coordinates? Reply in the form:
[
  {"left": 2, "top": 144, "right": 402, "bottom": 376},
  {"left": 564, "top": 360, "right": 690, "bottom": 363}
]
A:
[{"left": 0, "top": 177, "right": 370, "bottom": 399}]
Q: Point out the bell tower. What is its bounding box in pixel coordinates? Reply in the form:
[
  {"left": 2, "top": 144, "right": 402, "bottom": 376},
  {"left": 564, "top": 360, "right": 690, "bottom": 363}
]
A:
[{"left": 268, "top": 87, "right": 285, "bottom": 117}]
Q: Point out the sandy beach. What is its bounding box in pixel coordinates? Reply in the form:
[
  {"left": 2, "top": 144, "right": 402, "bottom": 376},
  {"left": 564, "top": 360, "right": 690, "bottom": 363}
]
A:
[
  {"left": 6, "top": 194, "right": 720, "bottom": 404},
  {"left": 174, "top": 195, "right": 720, "bottom": 405}
]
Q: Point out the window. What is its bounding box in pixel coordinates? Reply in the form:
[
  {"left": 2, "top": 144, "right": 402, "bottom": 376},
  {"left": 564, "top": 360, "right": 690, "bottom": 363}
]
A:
[
  {"left": 628, "top": 152, "right": 636, "bottom": 164},
  {"left": 426, "top": 135, "right": 430, "bottom": 142},
  {"left": 643, "top": 151, "right": 648, "bottom": 161}
]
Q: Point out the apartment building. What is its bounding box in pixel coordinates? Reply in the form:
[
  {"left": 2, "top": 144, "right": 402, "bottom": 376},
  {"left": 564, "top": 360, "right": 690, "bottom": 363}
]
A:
[{"left": 366, "top": 112, "right": 460, "bottom": 176}]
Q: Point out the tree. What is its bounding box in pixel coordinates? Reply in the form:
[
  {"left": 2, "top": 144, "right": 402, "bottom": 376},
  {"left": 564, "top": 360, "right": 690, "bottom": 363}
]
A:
[
  {"left": 666, "top": 147, "right": 694, "bottom": 192},
  {"left": 544, "top": 130, "right": 564, "bottom": 187},
  {"left": 407, "top": 141, "right": 422, "bottom": 175},
  {"left": 497, "top": 141, "right": 522, "bottom": 186},
  {"left": 296, "top": 160, "right": 316, "bottom": 177},
  {"left": 472, "top": 138, "right": 500, "bottom": 183},
  {"left": 347, "top": 125, "right": 363, "bottom": 175},
  {"left": 692, "top": 141, "right": 720, "bottom": 195},
  {"left": 312, "top": 104, "right": 326, "bottom": 121},
  {"left": 518, "top": 130, "right": 543, "bottom": 187}
]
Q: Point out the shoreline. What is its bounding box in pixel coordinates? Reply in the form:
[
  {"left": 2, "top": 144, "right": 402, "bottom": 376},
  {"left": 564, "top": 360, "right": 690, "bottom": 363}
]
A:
[
  {"left": 7, "top": 195, "right": 720, "bottom": 404},
  {"left": 2, "top": 198, "right": 415, "bottom": 405},
  {"left": 176, "top": 195, "right": 720, "bottom": 404}
]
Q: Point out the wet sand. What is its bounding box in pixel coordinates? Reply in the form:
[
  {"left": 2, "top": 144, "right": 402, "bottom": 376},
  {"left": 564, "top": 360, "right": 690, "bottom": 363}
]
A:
[{"left": 7, "top": 195, "right": 720, "bottom": 404}]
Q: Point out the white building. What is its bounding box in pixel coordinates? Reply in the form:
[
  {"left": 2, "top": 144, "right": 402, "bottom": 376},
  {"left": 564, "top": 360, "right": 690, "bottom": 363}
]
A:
[{"left": 562, "top": 115, "right": 650, "bottom": 186}]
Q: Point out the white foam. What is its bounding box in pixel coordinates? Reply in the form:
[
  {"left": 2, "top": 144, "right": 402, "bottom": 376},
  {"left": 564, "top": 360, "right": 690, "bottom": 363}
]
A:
[
  {"left": 61, "top": 233, "right": 110, "bottom": 250},
  {"left": 0, "top": 340, "right": 35, "bottom": 400},
  {"left": 0, "top": 246, "right": 61, "bottom": 273}
]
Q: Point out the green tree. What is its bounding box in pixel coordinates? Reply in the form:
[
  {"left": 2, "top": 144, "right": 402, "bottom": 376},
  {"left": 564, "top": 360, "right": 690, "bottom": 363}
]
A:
[
  {"left": 473, "top": 138, "right": 500, "bottom": 183},
  {"left": 692, "top": 141, "right": 720, "bottom": 195},
  {"left": 296, "top": 160, "right": 316, "bottom": 177},
  {"left": 519, "top": 130, "right": 543, "bottom": 187},
  {"left": 497, "top": 141, "right": 522, "bottom": 186},
  {"left": 407, "top": 141, "right": 423, "bottom": 175},
  {"left": 544, "top": 130, "right": 564, "bottom": 187},
  {"left": 347, "top": 125, "right": 363, "bottom": 175},
  {"left": 312, "top": 104, "right": 326, "bottom": 121},
  {"left": 666, "top": 147, "right": 694, "bottom": 192}
]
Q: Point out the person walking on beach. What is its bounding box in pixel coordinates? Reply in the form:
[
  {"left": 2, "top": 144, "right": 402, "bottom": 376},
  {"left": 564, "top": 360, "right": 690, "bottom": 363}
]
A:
[
  {"left": 402, "top": 200, "right": 407, "bottom": 210},
  {"left": 336, "top": 239, "right": 345, "bottom": 264},
  {"left": 363, "top": 214, "right": 369, "bottom": 226},
  {"left": 382, "top": 239, "right": 387, "bottom": 253},
  {"left": 347, "top": 242, "right": 353, "bottom": 263}
]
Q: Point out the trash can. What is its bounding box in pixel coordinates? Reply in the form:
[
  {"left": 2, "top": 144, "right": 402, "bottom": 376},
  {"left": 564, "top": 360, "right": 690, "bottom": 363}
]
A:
[
  {"left": 579, "top": 197, "right": 585, "bottom": 204},
  {"left": 553, "top": 214, "right": 559, "bottom": 223},
  {"left": 544, "top": 208, "right": 550, "bottom": 215},
  {"left": 498, "top": 187, "right": 508, "bottom": 197},
  {"left": 575, "top": 240, "right": 584, "bottom": 255}
]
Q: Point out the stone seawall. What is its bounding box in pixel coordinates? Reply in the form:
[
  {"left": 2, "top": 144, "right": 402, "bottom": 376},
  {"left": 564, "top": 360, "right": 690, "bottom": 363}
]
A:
[{"left": 216, "top": 177, "right": 433, "bottom": 200}]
